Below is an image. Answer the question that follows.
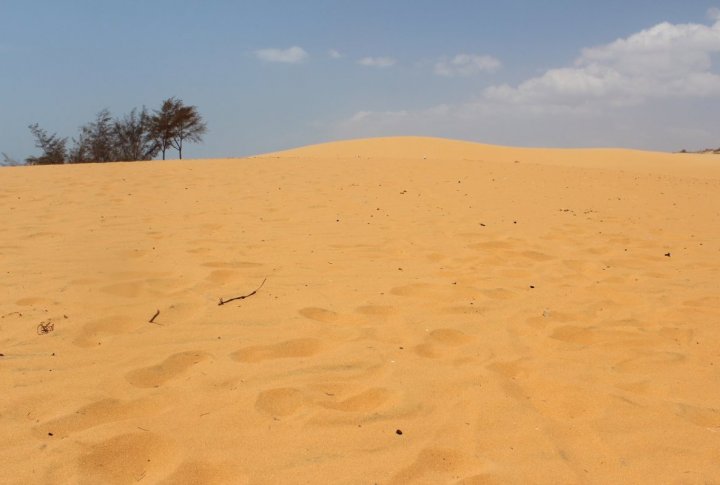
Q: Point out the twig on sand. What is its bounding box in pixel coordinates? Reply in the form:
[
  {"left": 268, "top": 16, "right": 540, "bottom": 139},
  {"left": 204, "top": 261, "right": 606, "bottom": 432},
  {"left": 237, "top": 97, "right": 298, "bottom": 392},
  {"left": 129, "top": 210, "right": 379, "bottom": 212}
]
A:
[
  {"left": 148, "top": 309, "right": 161, "bottom": 325},
  {"left": 219, "top": 278, "right": 267, "bottom": 306}
]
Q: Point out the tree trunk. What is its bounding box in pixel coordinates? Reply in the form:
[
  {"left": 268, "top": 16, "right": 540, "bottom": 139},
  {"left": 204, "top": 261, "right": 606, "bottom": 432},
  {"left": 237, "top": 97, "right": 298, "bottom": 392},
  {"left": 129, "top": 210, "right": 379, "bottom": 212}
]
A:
[{"left": 178, "top": 137, "right": 183, "bottom": 159}]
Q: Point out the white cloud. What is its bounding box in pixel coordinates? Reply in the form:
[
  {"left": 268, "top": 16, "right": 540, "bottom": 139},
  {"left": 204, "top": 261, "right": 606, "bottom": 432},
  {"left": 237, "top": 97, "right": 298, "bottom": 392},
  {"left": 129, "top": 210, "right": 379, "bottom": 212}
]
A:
[
  {"left": 329, "top": 49, "right": 343, "bottom": 59},
  {"left": 434, "top": 54, "right": 501, "bottom": 77},
  {"left": 331, "top": 16, "right": 720, "bottom": 150},
  {"left": 485, "top": 17, "right": 720, "bottom": 106},
  {"left": 357, "top": 56, "right": 397, "bottom": 68},
  {"left": 255, "top": 46, "right": 308, "bottom": 64},
  {"left": 708, "top": 7, "right": 720, "bottom": 21}
]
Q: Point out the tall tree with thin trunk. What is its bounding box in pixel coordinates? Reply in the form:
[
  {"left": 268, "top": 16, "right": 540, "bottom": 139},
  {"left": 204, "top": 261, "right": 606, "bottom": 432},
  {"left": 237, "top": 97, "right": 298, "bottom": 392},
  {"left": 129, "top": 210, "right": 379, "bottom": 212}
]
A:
[
  {"left": 169, "top": 104, "right": 207, "bottom": 159},
  {"left": 151, "top": 97, "right": 206, "bottom": 160},
  {"left": 151, "top": 98, "right": 179, "bottom": 160}
]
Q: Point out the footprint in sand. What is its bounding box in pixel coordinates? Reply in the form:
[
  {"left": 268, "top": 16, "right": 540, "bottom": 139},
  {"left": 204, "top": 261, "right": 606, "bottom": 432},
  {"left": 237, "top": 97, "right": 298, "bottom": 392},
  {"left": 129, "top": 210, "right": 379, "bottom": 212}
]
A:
[
  {"left": 390, "top": 448, "right": 470, "bottom": 484},
  {"left": 528, "top": 383, "right": 608, "bottom": 421},
  {"left": 126, "top": 351, "right": 209, "bottom": 388},
  {"left": 519, "top": 250, "right": 555, "bottom": 261},
  {"left": 100, "top": 281, "right": 145, "bottom": 298},
  {"left": 73, "top": 314, "right": 136, "bottom": 347},
  {"left": 414, "top": 328, "right": 473, "bottom": 359},
  {"left": 35, "top": 396, "right": 167, "bottom": 438},
  {"left": 441, "top": 305, "right": 487, "bottom": 315},
  {"left": 78, "top": 432, "right": 174, "bottom": 484},
  {"left": 231, "top": 338, "right": 322, "bottom": 363},
  {"left": 354, "top": 305, "right": 396, "bottom": 316},
  {"left": 159, "top": 460, "right": 246, "bottom": 485},
  {"left": 468, "top": 239, "right": 517, "bottom": 250},
  {"left": 390, "top": 283, "right": 476, "bottom": 301},
  {"left": 205, "top": 270, "right": 245, "bottom": 285},
  {"left": 15, "top": 296, "right": 58, "bottom": 307},
  {"left": 255, "top": 388, "right": 306, "bottom": 416},
  {"left": 298, "top": 307, "right": 341, "bottom": 323},
  {"left": 671, "top": 402, "right": 720, "bottom": 428},
  {"left": 613, "top": 351, "right": 686, "bottom": 373},
  {"left": 549, "top": 325, "right": 596, "bottom": 345},
  {"left": 319, "top": 387, "right": 393, "bottom": 412},
  {"left": 480, "top": 288, "right": 516, "bottom": 300}
]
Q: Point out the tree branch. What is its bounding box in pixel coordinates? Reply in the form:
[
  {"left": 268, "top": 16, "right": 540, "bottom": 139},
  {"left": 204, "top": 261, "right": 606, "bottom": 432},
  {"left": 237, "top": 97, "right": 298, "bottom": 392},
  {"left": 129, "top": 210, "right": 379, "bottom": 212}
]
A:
[{"left": 218, "top": 278, "right": 267, "bottom": 306}]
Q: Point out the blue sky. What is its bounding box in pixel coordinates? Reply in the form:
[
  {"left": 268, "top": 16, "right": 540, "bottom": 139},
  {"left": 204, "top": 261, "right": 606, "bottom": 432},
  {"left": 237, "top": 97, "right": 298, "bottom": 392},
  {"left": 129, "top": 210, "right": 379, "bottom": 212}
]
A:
[{"left": 1, "top": 1, "right": 719, "bottom": 161}]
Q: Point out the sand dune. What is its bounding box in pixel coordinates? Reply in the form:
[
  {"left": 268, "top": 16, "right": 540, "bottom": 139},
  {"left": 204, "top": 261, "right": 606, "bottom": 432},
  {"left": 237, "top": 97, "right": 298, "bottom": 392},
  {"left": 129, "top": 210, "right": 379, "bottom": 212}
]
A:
[{"left": 1, "top": 137, "right": 719, "bottom": 484}]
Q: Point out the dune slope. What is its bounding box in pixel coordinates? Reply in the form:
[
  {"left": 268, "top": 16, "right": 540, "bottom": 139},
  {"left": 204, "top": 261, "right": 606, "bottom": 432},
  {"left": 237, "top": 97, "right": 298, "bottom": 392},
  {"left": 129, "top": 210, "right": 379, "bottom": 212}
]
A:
[{"left": 2, "top": 137, "right": 719, "bottom": 484}]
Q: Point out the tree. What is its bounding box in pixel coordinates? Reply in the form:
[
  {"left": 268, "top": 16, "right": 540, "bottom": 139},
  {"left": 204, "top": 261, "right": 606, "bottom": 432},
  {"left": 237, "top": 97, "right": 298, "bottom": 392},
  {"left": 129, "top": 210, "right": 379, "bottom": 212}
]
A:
[
  {"left": 169, "top": 103, "right": 206, "bottom": 159},
  {"left": 70, "top": 109, "right": 116, "bottom": 163},
  {"left": 151, "top": 98, "right": 179, "bottom": 160},
  {"left": 25, "top": 124, "right": 67, "bottom": 165},
  {"left": 151, "top": 97, "right": 206, "bottom": 159},
  {"left": 113, "top": 107, "right": 159, "bottom": 161}
]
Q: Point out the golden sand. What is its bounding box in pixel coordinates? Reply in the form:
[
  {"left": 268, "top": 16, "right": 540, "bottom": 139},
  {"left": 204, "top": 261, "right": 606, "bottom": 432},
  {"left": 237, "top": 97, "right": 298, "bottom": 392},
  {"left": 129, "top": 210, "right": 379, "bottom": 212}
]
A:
[{"left": 2, "top": 137, "right": 719, "bottom": 483}]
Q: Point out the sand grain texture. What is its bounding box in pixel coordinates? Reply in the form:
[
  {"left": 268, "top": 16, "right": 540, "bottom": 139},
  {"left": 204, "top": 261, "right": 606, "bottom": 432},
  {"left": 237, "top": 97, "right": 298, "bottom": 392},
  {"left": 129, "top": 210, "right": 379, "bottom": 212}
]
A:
[{"left": 2, "top": 137, "right": 719, "bottom": 483}]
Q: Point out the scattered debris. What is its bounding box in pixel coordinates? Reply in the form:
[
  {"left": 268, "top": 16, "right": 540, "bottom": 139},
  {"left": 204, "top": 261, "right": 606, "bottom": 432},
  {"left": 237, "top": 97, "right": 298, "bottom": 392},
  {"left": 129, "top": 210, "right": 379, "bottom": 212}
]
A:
[
  {"left": 396, "top": 429, "right": 403, "bottom": 435},
  {"left": 37, "top": 320, "right": 54, "bottom": 335},
  {"left": 665, "top": 252, "right": 671, "bottom": 257},
  {"left": 149, "top": 309, "right": 160, "bottom": 324},
  {"left": 219, "top": 278, "right": 267, "bottom": 306}
]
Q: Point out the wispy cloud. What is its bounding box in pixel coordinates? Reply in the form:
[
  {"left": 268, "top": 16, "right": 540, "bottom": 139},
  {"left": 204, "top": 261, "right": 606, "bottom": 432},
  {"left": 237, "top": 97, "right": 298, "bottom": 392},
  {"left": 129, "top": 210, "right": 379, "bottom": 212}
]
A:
[
  {"left": 434, "top": 54, "right": 501, "bottom": 77},
  {"left": 255, "top": 46, "right": 308, "bottom": 64},
  {"left": 329, "top": 49, "right": 343, "bottom": 59},
  {"left": 357, "top": 56, "right": 396, "bottom": 68}
]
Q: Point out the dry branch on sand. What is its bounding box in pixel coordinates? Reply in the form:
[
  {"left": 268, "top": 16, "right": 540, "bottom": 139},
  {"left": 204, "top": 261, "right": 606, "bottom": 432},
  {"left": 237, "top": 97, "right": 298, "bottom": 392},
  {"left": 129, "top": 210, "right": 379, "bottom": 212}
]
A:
[{"left": 218, "top": 278, "right": 267, "bottom": 306}]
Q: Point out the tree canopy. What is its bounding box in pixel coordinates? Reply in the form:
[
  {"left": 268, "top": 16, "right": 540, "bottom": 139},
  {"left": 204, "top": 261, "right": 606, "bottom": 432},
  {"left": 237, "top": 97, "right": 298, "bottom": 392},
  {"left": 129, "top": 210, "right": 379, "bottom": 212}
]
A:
[
  {"left": 153, "top": 97, "right": 207, "bottom": 160},
  {"left": 23, "top": 98, "right": 206, "bottom": 165}
]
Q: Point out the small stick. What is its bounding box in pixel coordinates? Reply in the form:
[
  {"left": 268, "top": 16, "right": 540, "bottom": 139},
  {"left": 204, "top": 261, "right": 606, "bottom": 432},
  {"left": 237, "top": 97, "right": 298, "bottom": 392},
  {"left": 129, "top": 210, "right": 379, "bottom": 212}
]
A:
[
  {"left": 219, "top": 278, "right": 267, "bottom": 306},
  {"left": 149, "top": 309, "right": 160, "bottom": 324}
]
